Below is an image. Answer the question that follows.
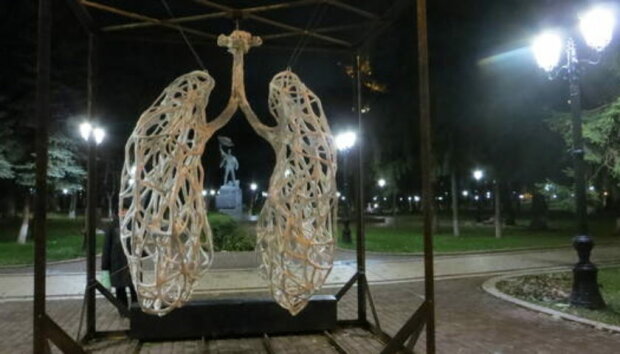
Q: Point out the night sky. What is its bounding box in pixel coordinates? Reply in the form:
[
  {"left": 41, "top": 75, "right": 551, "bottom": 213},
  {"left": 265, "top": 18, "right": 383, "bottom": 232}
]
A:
[{"left": 2, "top": 0, "right": 619, "bottom": 199}]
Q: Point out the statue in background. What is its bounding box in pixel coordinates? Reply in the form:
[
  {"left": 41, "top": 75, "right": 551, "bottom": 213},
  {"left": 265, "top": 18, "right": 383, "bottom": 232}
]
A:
[
  {"left": 215, "top": 136, "right": 243, "bottom": 218},
  {"left": 219, "top": 144, "right": 239, "bottom": 186}
]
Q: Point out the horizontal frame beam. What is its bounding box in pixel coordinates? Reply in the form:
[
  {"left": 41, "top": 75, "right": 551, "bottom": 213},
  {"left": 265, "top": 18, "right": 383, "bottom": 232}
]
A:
[
  {"left": 81, "top": 0, "right": 218, "bottom": 40},
  {"left": 101, "top": 34, "right": 352, "bottom": 54},
  {"left": 261, "top": 23, "right": 371, "bottom": 41},
  {"left": 102, "top": 0, "right": 318, "bottom": 32},
  {"left": 191, "top": 0, "right": 352, "bottom": 47},
  {"left": 326, "top": 0, "right": 379, "bottom": 20}
]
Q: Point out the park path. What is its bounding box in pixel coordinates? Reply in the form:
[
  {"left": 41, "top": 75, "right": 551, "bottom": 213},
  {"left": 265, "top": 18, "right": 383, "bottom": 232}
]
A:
[{"left": 1, "top": 245, "right": 619, "bottom": 302}]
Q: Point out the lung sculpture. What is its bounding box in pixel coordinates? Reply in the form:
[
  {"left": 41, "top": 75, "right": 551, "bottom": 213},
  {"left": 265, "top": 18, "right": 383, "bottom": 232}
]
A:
[
  {"left": 241, "top": 71, "right": 338, "bottom": 315},
  {"left": 118, "top": 31, "right": 260, "bottom": 316},
  {"left": 118, "top": 71, "right": 216, "bottom": 315}
]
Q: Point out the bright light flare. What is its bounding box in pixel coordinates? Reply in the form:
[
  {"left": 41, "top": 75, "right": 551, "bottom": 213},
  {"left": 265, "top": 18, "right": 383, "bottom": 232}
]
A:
[
  {"left": 473, "top": 169, "right": 484, "bottom": 181},
  {"left": 580, "top": 6, "right": 615, "bottom": 51},
  {"left": 250, "top": 182, "right": 258, "bottom": 191},
  {"left": 335, "top": 131, "right": 357, "bottom": 151},
  {"left": 532, "top": 31, "right": 563, "bottom": 71},
  {"left": 93, "top": 127, "right": 105, "bottom": 145},
  {"left": 377, "top": 178, "right": 386, "bottom": 188},
  {"left": 79, "top": 122, "right": 92, "bottom": 141}
]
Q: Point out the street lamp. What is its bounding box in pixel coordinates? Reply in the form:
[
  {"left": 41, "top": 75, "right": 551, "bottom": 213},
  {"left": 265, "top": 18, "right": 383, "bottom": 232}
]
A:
[
  {"left": 79, "top": 121, "right": 105, "bottom": 334},
  {"left": 249, "top": 182, "right": 258, "bottom": 216},
  {"left": 472, "top": 169, "right": 484, "bottom": 222},
  {"left": 532, "top": 5, "right": 614, "bottom": 309},
  {"left": 335, "top": 131, "right": 357, "bottom": 151},
  {"left": 472, "top": 169, "right": 483, "bottom": 182},
  {"left": 377, "top": 178, "right": 386, "bottom": 188},
  {"left": 335, "top": 130, "right": 357, "bottom": 243}
]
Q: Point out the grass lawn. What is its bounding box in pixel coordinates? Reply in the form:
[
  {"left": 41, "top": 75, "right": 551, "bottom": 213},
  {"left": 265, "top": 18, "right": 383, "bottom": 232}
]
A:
[
  {"left": 497, "top": 267, "right": 620, "bottom": 326},
  {"left": 0, "top": 212, "right": 254, "bottom": 267},
  {"left": 0, "top": 214, "right": 101, "bottom": 266},
  {"left": 338, "top": 213, "right": 620, "bottom": 253}
]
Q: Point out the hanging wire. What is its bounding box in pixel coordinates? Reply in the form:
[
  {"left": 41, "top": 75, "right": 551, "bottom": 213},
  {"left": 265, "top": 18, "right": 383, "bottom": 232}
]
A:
[
  {"left": 160, "top": 0, "right": 207, "bottom": 71},
  {"left": 286, "top": 2, "right": 328, "bottom": 69}
]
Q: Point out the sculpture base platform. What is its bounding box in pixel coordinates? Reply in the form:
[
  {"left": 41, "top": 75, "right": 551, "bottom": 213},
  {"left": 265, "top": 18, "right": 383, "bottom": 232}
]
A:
[
  {"left": 129, "top": 295, "right": 337, "bottom": 340},
  {"left": 215, "top": 183, "right": 243, "bottom": 219}
]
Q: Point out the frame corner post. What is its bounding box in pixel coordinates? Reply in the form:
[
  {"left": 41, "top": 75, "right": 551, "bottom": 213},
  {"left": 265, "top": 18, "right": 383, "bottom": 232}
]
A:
[
  {"left": 34, "top": 0, "right": 52, "bottom": 351},
  {"left": 415, "top": 0, "right": 436, "bottom": 352}
]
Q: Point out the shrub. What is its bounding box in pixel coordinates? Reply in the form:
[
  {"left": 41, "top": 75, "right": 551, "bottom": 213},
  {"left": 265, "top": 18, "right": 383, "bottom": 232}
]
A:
[{"left": 208, "top": 213, "right": 255, "bottom": 251}]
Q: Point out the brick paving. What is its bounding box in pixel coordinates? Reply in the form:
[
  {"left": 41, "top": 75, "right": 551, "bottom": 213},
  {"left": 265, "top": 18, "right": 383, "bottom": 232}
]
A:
[{"left": 1, "top": 276, "right": 619, "bottom": 353}]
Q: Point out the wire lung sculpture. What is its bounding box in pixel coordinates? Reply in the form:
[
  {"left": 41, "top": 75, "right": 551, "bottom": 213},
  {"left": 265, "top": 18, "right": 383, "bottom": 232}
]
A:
[
  {"left": 119, "top": 29, "right": 336, "bottom": 316},
  {"left": 242, "top": 71, "right": 338, "bottom": 315},
  {"left": 119, "top": 30, "right": 260, "bottom": 316},
  {"left": 118, "top": 71, "right": 216, "bottom": 315}
]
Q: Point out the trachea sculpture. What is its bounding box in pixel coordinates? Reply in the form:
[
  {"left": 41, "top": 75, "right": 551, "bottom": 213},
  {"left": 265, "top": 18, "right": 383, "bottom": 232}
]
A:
[
  {"left": 118, "top": 30, "right": 259, "bottom": 316},
  {"left": 242, "top": 71, "right": 338, "bottom": 315}
]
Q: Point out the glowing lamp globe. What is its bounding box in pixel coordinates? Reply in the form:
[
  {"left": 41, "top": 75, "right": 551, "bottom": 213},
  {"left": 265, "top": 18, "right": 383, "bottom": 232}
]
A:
[
  {"left": 93, "top": 127, "right": 106, "bottom": 145},
  {"left": 377, "top": 178, "right": 386, "bottom": 188},
  {"left": 473, "top": 169, "right": 484, "bottom": 181},
  {"left": 335, "top": 131, "right": 357, "bottom": 151},
  {"left": 79, "top": 122, "right": 92, "bottom": 141},
  {"left": 580, "top": 7, "right": 615, "bottom": 51},
  {"left": 532, "top": 31, "right": 563, "bottom": 71}
]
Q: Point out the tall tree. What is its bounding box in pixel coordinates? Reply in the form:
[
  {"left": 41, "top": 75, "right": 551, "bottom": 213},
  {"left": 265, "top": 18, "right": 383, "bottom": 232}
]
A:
[{"left": 13, "top": 131, "right": 86, "bottom": 243}]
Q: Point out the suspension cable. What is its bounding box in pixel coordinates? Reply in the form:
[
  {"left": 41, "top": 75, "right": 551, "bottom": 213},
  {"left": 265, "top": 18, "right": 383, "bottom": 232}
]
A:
[{"left": 160, "top": 0, "right": 207, "bottom": 71}]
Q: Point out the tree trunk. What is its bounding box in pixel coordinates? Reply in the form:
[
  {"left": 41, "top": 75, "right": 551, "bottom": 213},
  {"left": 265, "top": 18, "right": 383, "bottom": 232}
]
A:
[
  {"left": 6, "top": 190, "right": 16, "bottom": 218},
  {"left": 451, "top": 170, "right": 460, "bottom": 237},
  {"left": 432, "top": 201, "right": 439, "bottom": 234},
  {"left": 107, "top": 192, "right": 113, "bottom": 219},
  {"left": 502, "top": 182, "right": 516, "bottom": 226},
  {"left": 529, "top": 192, "right": 548, "bottom": 230},
  {"left": 17, "top": 198, "right": 30, "bottom": 244},
  {"left": 68, "top": 192, "right": 77, "bottom": 219},
  {"left": 391, "top": 192, "right": 397, "bottom": 216},
  {"left": 49, "top": 193, "right": 60, "bottom": 212},
  {"left": 494, "top": 181, "right": 502, "bottom": 239}
]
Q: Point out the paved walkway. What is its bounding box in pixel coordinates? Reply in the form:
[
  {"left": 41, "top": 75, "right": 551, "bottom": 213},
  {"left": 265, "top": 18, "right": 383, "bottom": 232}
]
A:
[
  {"left": 1, "top": 277, "right": 619, "bottom": 353},
  {"left": 1, "top": 245, "right": 619, "bottom": 302},
  {"left": 1, "top": 245, "right": 619, "bottom": 353}
]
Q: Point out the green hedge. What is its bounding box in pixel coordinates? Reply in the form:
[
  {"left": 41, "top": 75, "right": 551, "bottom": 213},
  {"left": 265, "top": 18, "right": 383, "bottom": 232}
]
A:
[{"left": 208, "top": 213, "right": 255, "bottom": 251}]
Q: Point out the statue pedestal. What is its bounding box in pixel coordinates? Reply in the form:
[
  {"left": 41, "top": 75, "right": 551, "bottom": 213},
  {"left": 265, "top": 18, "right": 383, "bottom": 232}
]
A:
[{"left": 216, "top": 182, "right": 243, "bottom": 219}]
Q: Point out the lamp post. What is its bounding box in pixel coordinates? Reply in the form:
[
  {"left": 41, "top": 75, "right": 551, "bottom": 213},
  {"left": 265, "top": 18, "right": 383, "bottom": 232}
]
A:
[
  {"left": 532, "top": 6, "right": 614, "bottom": 309},
  {"left": 377, "top": 178, "right": 386, "bottom": 212},
  {"left": 249, "top": 182, "right": 258, "bottom": 216},
  {"left": 473, "top": 169, "right": 484, "bottom": 222},
  {"left": 79, "top": 121, "right": 105, "bottom": 337},
  {"left": 335, "top": 131, "right": 357, "bottom": 243}
]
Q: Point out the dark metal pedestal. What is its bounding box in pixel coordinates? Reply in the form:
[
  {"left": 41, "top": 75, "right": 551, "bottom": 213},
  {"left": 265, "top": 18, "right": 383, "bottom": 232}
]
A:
[
  {"left": 130, "top": 296, "right": 337, "bottom": 341},
  {"left": 570, "top": 235, "right": 606, "bottom": 309}
]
